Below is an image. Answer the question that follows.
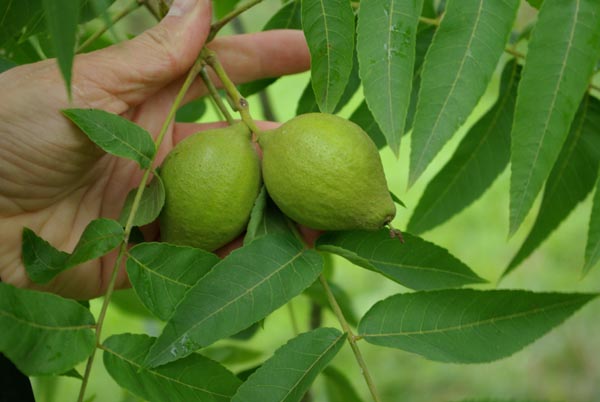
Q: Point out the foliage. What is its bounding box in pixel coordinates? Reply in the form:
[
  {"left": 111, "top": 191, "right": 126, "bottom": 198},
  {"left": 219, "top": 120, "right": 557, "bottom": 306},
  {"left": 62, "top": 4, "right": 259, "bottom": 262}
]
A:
[{"left": 1, "top": 0, "right": 600, "bottom": 401}]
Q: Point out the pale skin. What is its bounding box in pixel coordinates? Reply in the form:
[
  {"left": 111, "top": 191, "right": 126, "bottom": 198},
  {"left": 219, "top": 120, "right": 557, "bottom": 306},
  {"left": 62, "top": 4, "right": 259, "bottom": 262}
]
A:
[{"left": 0, "top": 0, "right": 314, "bottom": 299}]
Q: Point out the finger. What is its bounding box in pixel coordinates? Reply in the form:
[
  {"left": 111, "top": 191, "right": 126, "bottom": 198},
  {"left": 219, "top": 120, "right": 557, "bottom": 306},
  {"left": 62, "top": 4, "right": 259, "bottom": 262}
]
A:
[
  {"left": 149, "top": 29, "right": 310, "bottom": 109},
  {"left": 80, "top": 0, "right": 212, "bottom": 108},
  {"left": 208, "top": 30, "right": 310, "bottom": 84}
]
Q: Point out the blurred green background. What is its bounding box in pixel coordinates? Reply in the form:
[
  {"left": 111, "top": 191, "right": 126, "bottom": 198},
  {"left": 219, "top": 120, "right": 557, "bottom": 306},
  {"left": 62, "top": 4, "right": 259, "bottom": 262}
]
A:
[{"left": 32, "top": 1, "right": 600, "bottom": 401}]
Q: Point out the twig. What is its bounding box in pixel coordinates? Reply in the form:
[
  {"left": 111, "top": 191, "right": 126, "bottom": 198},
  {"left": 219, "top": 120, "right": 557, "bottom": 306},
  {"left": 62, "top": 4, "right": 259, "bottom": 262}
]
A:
[
  {"left": 202, "top": 47, "right": 262, "bottom": 136},
  {"left": 199, "top": 66, "right": 234, "bottom": 124},
  {"left": 319, "top": 275, "right": 382, "bottom": 402}
]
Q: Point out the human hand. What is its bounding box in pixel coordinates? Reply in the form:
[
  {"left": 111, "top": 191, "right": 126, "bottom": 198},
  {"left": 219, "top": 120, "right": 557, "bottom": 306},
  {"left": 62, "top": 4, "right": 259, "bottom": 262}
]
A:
[{"left": 0, "top": 0, "right": 310, "bottom": 299}]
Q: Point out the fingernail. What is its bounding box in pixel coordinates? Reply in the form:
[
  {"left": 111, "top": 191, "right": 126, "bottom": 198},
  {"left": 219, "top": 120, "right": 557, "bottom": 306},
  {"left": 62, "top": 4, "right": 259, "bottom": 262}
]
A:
[{"left": 167, "top": 0, "right": 197, "bottom": 17}]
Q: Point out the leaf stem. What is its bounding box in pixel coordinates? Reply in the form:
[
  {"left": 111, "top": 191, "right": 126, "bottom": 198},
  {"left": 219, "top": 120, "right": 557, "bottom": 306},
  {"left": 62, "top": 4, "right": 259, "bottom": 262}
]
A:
[
  {"left": 77, "top": 51, "right": 205, "bottom": 402},
  {"left": 202, "top": 47, "right": 263, "bottom": 136},
  {"left": 207, "top": 0, "right": 264, "bottom": 42},
  {"left": 199, "top": 66, "right": 234, "bottom": 124},
  {"left": 318, "top": 275, "right": 382, "bottom": 402},
  {"left": 77, "top": 0, "right": 140, "bottom": 53}
]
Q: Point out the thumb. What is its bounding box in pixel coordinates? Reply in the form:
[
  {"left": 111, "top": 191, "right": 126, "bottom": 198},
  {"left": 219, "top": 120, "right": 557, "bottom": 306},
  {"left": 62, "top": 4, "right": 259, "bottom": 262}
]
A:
[{"left": 83, "top": 0, "right": 212, "bottom": 106}]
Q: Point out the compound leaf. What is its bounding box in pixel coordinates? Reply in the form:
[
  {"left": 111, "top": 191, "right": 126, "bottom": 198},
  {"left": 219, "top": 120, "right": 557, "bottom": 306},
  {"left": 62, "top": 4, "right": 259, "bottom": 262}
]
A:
[
  {"left": 231, "top": 328, "right": 346, "bottom": 402},
  {"left": 357, "top": 0, "right": 424, "bottom": 155},
  {"left": 509, "top": 0, "right": 600, "bottom": 235},
  {"left": 145, "top": 234, "right": 323, "bottom": 367},
  {"left": 63, "top": 108, "right": 156, "bottom": 169},
  {"left": 103, "top": 333, "right": 241, "bottom": 402},
  {"left": 317, "top": 229, "right": 485, "bottom": 290},
  {"left": 0, "top": 283, "right": 95, "bottom": 375},
  {"left": 358, "top": 289, "right": 597, "bottom": 363},
  {"left": 302, "top": 0, "right": 355, "bottom": 113},
  {"left": 126, "top": 242, "right": 220, "bottom": 320},
  {"left": 409, "top": 0, "right": 519, "bottom": 185}
]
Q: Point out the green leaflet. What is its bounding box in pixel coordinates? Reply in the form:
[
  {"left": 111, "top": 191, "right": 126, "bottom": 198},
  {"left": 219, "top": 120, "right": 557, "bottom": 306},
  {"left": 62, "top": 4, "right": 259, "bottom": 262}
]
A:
[
  {"left": 231, "top": 328, "right": 346, "bottom": 402},
  {"left": 0, "top": 283, "right": 95, "bottom": 375},
  {"left": 297, "top": 43, "right": 360, "bottom": 116},
  {"left": 118, "top": 175, "right": 165, "bottom": 227},
  {"left": 23, "top": 218, "right": 124, "bottom": 283},
  {"left": 409, "top": 0, "right": 519, "bottom": 186},
  {"left": 42, "top": 0, "right": 79, "bottom": 96},
  {"left": 359, "top": 289, "right": 597, "bottom": 363},
  {"left": 176, "top": 98, "right": 207, "bottom": 123},
  {"left": 506, "top": 94, "right": 600, "bottom": 276},
  {"left": 408, "top": 60, "right": 520, "bottom": 234},
  {"left": 243, "top": 187, "right": 299, "bottom": 246},
  {"left": 509, "top": 0, "right": 600, "bottom": 235},
  {"left": 349, "top": 101, "right": 387, "bottom": 149},
  {"left": 63, "top": 108, "right": 156, "bottom": 169},
  {"left": 302, "top": 0, "right": 355, "bottom": 113},
  {"left": 357, "top": 0, "right": 424, "bottom": 155},
  {"left": 316, "top": 229, "right": 485, "bottom": 290},
  {"left": 126, "top": 242, "right": 220, "bottom": 320},
  {"left": 145, "top": 234, "right": 323, "bottom": 367},
  {"left": 103, "top": 334, "right": 241, "bottom": 402}
]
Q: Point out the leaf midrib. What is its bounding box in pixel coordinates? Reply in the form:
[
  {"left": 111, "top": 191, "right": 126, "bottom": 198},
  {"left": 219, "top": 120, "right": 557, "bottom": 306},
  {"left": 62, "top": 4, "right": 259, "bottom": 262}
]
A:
[
  {"left": 0, "top": 309, "right": 95, "bottom": 331},
  {"left": 319, "top": 244, "right": 479, "bottom": 281},
  {"left": 128, "top": 253, "right": 193, "bottom": 288},
  {"left": 318, "top": 0, "right": 332, "bottom": 109}
]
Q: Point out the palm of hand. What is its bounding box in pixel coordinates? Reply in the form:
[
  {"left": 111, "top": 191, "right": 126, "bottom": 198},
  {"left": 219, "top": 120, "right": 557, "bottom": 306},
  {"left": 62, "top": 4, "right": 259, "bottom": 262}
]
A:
[
  {"left": 0, "top": 58, "right": 177, "bottom": 298},
  {"left": 0, "top": 25, "right": 310, "bottom": 299}
]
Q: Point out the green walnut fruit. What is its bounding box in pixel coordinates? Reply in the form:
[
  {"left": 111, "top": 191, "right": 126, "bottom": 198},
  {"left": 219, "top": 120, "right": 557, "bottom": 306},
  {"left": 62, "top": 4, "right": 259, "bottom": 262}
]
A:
[
  {"left": 160, "top": 123, "right": 261, "bottom": 251},
  {"left": 258, "top": 113, "right": 395, "bottom": 231}
]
